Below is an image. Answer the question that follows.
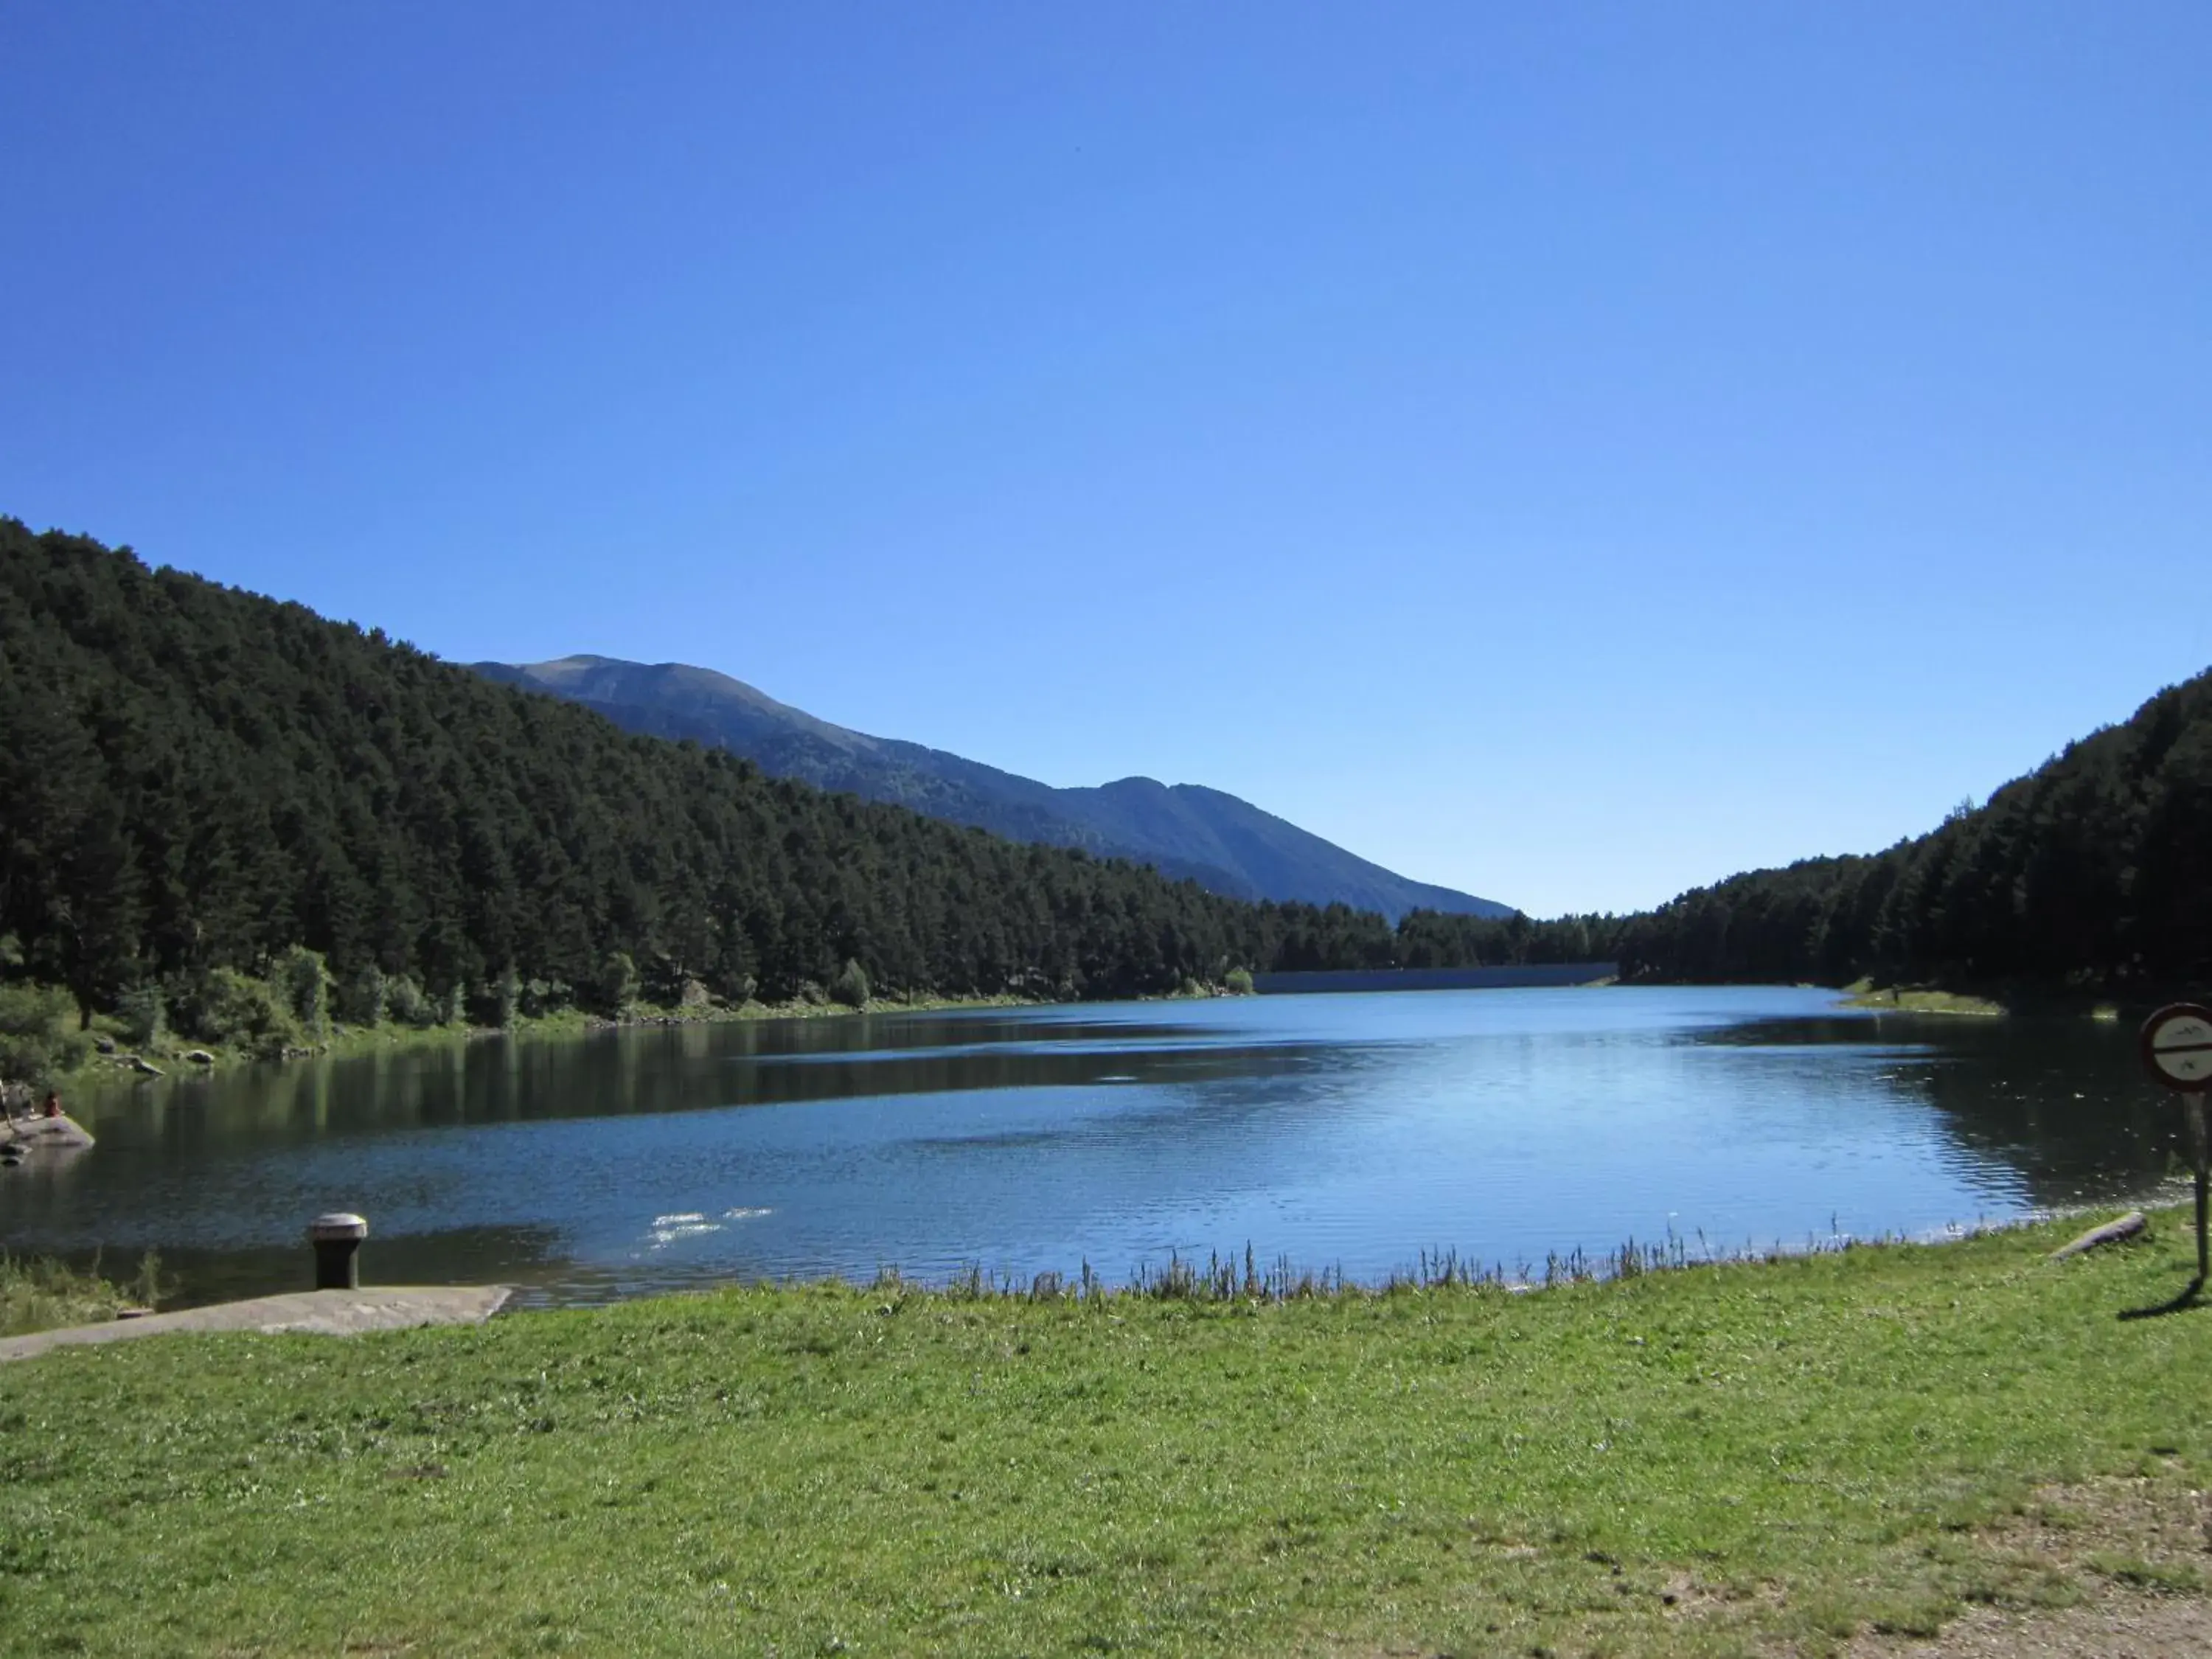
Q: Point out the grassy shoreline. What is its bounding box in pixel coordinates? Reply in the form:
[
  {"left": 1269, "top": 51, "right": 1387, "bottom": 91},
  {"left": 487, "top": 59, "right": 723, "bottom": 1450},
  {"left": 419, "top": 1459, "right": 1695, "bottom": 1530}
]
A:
[
  {"left": 55, "top": 987, "right": 1077, "bottom": 1089},
  {"left": 4, "top": 1208, "right": 2208, "bottom": 1655},
  {"left": 1834, "top": 977, "right": 2212, "bottom": 1021},
  {"left": 1837, "top": 981, "right": 2010, "bottom": 1017},
  {"left": 0, "top": 1252, "right": 166, "bottom": 1338}
]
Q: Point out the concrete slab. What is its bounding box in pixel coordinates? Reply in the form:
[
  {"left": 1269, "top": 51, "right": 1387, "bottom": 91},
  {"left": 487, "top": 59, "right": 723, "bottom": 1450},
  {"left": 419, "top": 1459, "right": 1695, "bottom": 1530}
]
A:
[{"left": 0, "top": 1285, "right": 512, "bottom": 1363}]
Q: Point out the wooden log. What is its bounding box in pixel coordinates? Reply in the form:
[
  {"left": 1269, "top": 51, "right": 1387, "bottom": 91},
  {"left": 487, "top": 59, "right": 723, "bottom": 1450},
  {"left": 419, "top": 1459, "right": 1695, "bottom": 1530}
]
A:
[{"left": 2049, "top": 1211, "right": 2147, "bottom": 1259}]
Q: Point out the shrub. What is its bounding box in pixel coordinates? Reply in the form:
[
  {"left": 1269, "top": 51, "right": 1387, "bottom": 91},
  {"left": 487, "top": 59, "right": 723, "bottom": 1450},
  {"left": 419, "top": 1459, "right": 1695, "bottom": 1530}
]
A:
[
  {"left": 0, "top": 984, "right": 81, "bottom": 1087},
  {"left": 115, "top": 983, "right": 166, "bottom": 1048},
  {"left": 520, "top": 978, "right": 570, "bottom": 1018},
  {"left": 830, "top": 959, "right": 871, "bottom": 1009},
  {"left": 382, "top": 974, "right": 438, "bottom": 1029},
  {"left": 174, "top": 968, "right": 303, "bottom": 1060},
  {"left": 271, "top": 945, "right": 330, "bottom": 1039},
  {"left": 481, "top": 964, "right": 522, "bottom": 1029},
  {"left": 1225, "top": 967, "right": 1255, "bottom": 995},
  {"left": 591, "top": 952, "right": 639, "bottom": 1016},
  {"left": 336, "top": 964, "right": 387, "bottom": 1027}
]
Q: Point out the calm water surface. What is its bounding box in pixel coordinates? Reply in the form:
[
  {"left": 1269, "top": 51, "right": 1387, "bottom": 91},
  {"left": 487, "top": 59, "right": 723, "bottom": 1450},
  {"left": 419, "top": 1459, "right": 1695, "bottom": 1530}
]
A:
[{"left": 1, "top": 987, "right": 2184, "bottom": 1307}]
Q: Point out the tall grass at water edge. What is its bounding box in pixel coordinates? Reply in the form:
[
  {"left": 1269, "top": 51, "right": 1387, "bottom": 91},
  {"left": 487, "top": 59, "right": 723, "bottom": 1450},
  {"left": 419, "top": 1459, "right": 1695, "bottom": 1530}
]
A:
[
  {"left": 0, "top": 1252, "right": 170, "bottom": 1337},
  {"left": 894, "top": 1215, "right": 1983, "bottom": 1308}
]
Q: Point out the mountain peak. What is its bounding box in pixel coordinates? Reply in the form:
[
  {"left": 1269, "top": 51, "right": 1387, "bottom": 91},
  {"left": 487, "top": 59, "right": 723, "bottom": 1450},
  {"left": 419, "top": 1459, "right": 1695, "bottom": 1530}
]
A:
[{"left": 477, "top": 655, "right": 1512, "bottom": 920}]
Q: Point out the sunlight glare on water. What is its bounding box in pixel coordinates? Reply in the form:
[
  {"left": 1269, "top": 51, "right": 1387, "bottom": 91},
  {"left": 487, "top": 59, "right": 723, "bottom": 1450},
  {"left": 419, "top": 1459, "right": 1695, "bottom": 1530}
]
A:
[{"left": 7, "top": 987, "right": 2177, "bottom": 1308}]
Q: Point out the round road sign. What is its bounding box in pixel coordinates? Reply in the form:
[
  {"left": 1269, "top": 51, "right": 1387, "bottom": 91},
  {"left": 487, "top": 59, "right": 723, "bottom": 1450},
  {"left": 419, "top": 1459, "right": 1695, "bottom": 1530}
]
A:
[{"left": 2141, "top": 1003, "right": 2212, "bottom": 1093}]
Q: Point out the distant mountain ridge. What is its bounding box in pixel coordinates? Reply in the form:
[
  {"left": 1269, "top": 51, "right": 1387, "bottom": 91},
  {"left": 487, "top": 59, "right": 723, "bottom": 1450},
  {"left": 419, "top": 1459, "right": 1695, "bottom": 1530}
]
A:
[{"left": 471, "top": 655, "right": 1511, "bottom": 921}]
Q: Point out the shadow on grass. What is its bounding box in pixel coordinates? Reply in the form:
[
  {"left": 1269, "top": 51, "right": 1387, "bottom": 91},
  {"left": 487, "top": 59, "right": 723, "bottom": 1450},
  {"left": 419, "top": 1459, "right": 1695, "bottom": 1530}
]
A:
[{"left": 2118, "top": 1276, "right": 2206, "bottom": 1321}]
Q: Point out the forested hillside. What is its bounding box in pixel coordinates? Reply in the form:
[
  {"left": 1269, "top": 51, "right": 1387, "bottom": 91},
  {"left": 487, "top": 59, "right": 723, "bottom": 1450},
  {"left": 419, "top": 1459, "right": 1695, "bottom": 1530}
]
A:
[
  {"left": 1615, "top": 669, "right": 2212, "bottom": 992},
  {"left": 475, "top": 655, "right": 1512, "bottom": 919},
  {"left": 0, "top": 523, "right": 1579, "bottom": 1039},
  {"left": 15, "top": 518, "right": 2185, "bottom": 1041}
]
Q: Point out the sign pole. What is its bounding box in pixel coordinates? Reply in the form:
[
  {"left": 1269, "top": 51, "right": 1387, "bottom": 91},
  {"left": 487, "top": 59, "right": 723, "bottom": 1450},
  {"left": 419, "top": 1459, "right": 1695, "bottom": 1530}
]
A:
[
  {"left": 2192, "top": 1096, "right": 2211, "bottom": 1286},
  {"left": 2140, "top": 1003, "right": 2212, "bottom": 1295}
]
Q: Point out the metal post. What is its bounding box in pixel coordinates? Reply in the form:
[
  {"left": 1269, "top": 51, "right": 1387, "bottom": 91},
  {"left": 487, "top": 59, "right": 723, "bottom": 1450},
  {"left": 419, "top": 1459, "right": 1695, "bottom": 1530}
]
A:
[
  {"left": 2192, "top": 1099, "right": 2210, "bottom": 1287},
  {"left": 310, "top": 1212, "right": 369, "bottom": 1290},
  {"left": 2138, "top": 1006, "right": 2212, "bottom": 1304}
]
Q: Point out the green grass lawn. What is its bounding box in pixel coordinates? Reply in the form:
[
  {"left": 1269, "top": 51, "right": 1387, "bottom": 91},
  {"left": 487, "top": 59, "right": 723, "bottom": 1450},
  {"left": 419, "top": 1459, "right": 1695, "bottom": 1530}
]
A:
[{"left": 4, "top": 1215, "right": 2210, "bottom": 1658}]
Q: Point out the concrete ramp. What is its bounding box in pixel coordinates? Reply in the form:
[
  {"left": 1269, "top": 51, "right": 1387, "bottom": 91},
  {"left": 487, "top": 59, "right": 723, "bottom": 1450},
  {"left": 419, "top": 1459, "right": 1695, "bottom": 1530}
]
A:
[{"left": 0, "top": 1285, "right": 511, "bottom": 1363}]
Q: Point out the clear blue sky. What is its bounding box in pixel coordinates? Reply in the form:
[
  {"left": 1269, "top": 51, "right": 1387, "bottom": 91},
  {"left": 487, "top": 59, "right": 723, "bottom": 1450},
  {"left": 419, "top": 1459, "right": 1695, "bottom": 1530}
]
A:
[{"left": 7, "top": 4, "right": 2208, "bottom": 916}]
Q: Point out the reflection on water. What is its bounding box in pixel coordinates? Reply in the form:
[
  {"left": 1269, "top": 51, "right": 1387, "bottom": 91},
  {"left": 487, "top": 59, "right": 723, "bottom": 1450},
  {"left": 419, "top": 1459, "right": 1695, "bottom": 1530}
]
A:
[{"left": 1, "top": 987, "right": 2184, "bottom": 1309}]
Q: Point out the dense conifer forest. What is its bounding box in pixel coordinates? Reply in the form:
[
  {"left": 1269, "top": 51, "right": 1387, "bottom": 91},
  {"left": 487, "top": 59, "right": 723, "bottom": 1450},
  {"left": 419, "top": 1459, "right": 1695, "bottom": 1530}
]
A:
[
  {"left": 6, "top": 519, "right": 2203, "bottom": 1069},
  {"left": 0, "top": 522, "right": 1590, "bottom": 1053},
  {"left": 1613, "top": 668, "right": 2212, "bottom": 992}
]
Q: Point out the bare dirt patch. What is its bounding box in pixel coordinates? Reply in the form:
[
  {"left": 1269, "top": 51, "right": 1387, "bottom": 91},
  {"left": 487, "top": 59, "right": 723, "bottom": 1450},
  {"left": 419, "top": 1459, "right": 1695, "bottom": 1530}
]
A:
[
  {"left": 1848, "top": 1596, "right": 2212, "bottom": 1658},
  {"left": 1846, "top": 1477, "right": 2212, "bottom": 1659}
]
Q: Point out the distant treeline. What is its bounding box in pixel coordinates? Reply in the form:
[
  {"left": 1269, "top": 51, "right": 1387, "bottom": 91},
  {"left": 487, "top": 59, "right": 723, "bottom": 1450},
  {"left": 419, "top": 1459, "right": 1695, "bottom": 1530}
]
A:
[
  {"left": 1264, "top": 660, "right": 2212, "bottom": 996},
  {"left": 0, "top": 523, "right": 1600, "bottom": 1034},
  {"left": 1612, "top": 670, "right": 2212, "bottom": 992}
]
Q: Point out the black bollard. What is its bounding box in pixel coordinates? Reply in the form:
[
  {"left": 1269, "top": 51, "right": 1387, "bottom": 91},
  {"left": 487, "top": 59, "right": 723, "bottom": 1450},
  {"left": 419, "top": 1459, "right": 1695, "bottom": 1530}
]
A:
[{"left": 310, "top": 1212, "right": 369, "bottom": 1290}]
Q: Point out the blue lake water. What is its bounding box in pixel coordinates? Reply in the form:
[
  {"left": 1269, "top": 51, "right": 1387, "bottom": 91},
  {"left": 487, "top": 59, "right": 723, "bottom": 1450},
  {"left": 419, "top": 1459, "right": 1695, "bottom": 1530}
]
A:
[{"left": 1, "top": 986, "right": 2184, "bottom": 1307}]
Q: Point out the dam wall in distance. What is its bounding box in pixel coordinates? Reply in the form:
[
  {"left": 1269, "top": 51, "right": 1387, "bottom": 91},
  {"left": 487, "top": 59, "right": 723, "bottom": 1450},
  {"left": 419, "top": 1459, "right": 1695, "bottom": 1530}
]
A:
[{"left": 1251, "top": 963, "right": 1619, "bottom": 995}]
